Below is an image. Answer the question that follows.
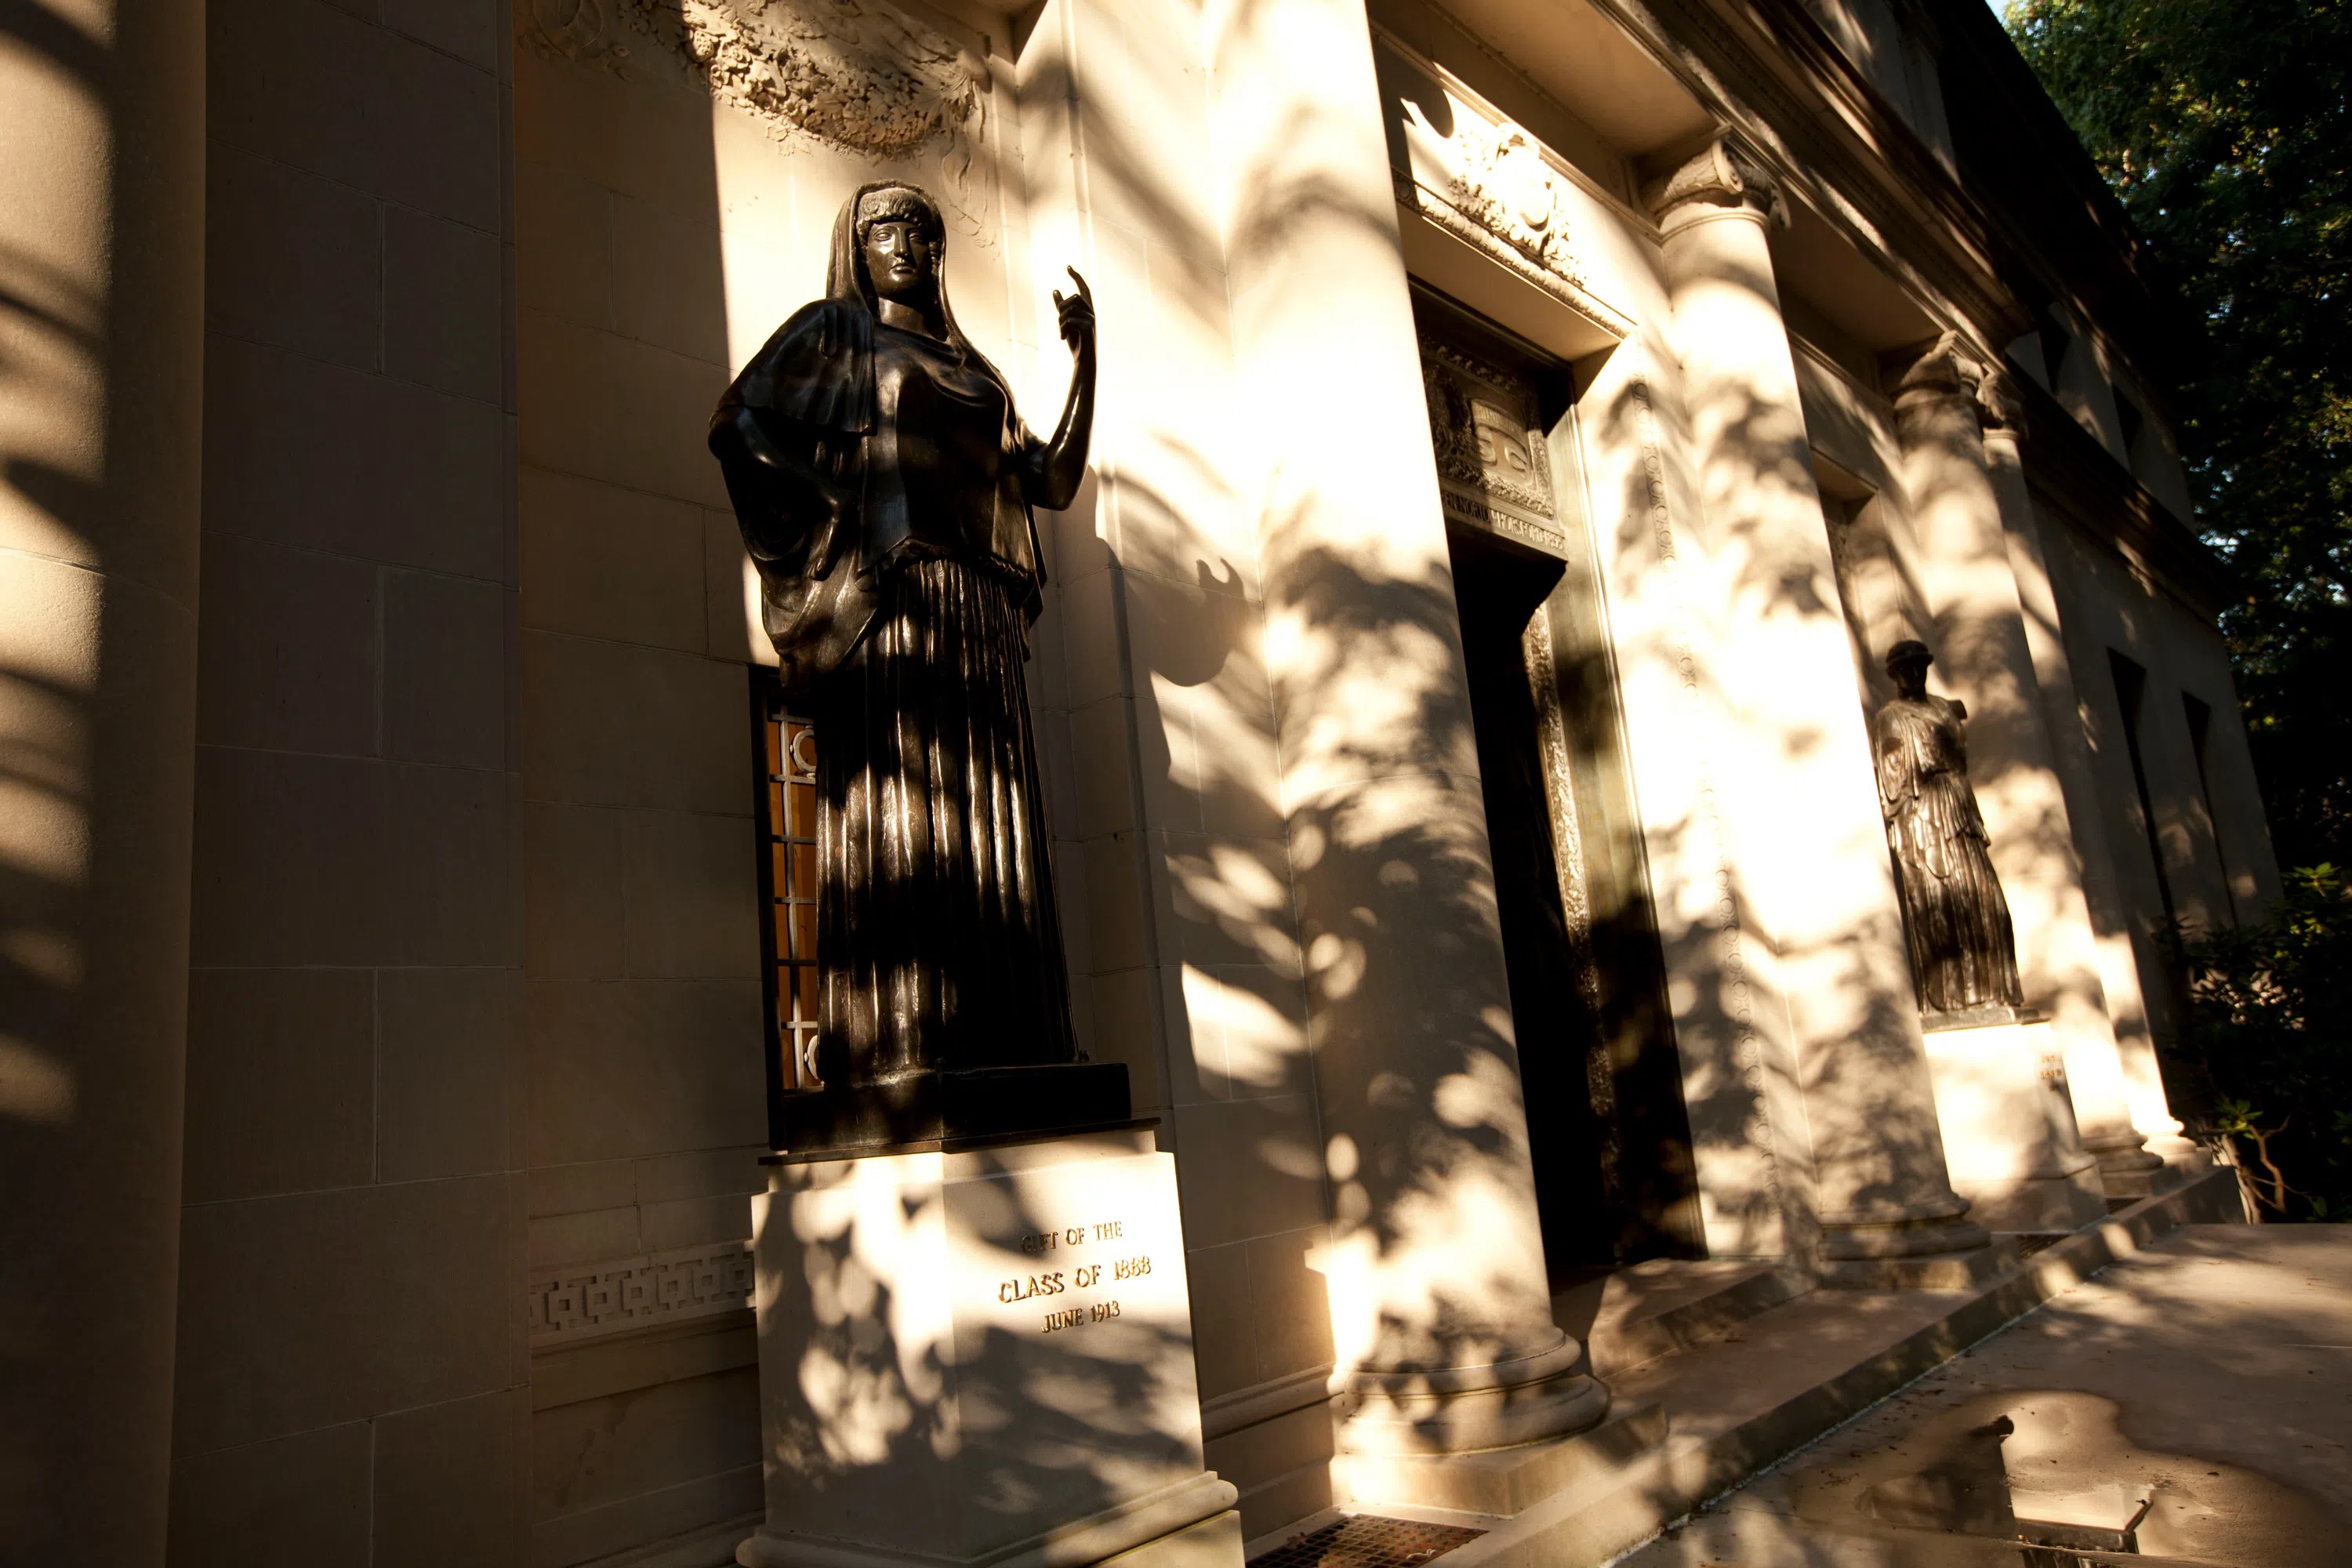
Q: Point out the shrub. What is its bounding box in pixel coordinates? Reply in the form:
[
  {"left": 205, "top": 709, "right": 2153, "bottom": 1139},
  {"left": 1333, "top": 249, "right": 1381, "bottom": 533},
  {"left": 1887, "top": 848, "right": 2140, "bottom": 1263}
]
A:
[{"left": 2170, "top": 866, "right": 2352, "bottom": 1220}]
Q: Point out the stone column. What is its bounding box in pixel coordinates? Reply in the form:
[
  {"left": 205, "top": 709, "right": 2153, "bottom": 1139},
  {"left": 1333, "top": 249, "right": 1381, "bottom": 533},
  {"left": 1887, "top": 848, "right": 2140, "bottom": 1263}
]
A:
[
  {"left": 1646, "top": 138, "right": 1984, "bottom": 1262},
  {"left": 1886, "top": 339, "right": 2112, "bottom": 1225},
  {"left": 1210, "top": 0, "right": 1606, "bottom": 1454},
  {"left": 1976, "top": 376, "right": 2194, "bottom": 1168},
  {"left": 0, "top": 0, "right": 205, "bottom": 1555}
]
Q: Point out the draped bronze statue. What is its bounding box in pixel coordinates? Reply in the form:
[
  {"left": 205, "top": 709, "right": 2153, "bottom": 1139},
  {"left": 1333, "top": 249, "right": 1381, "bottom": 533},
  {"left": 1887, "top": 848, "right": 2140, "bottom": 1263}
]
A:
[
  {"left": 1872, "top": 641, "right": 2024, "bottom": 1015},
  {"left": 710, "top": 182, "right": 1127, "bottom": 1154}
]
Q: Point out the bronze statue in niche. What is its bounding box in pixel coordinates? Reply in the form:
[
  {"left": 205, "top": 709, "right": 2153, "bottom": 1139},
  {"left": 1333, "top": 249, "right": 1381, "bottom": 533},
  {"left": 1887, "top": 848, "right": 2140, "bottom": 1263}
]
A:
[
  {"left": 710, "top": 181, "right": 1127, "bottom": 1154},
  {"left": 1873, "top": 640, "right": 2024, "bottom": 1014}
]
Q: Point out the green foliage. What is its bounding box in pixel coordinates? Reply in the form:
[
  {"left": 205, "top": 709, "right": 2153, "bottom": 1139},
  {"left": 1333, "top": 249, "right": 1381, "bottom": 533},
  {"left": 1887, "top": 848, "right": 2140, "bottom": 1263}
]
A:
[
  {"left": 2170, "top": 866, "right": 2352, "bottom": 1219},
  {"left": 2006, "top": 0, "right": 2352, "bottom": 869}
]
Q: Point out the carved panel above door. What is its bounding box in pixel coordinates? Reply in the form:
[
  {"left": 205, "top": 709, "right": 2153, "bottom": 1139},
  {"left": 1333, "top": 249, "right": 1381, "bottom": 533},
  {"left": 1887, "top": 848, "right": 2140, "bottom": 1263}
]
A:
[{"left": 1420, "top": 333, "right": 1568, "bottom": 558}]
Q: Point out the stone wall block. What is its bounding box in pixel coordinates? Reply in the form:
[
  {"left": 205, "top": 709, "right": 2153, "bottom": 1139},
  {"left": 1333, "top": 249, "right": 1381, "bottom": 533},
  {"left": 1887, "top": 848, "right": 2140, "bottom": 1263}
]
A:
[
  {"left": 1169, "top": 1093, "right": 1327, "bottom": 1252},
  {"left": 205, "top": 147, "right": 383, "bottom": 371},
  {"left": 205, "top": 337, "right": 509, "bottom": 579},
  {"left": 191, "top": 750, "right": 515, "bottom": 967},
  {"left": 172, "top": 1176, "right": 514, "bottom": 1454},
  {"left": 521, "top": 466, "right": 706, "bottom": 652},
  {"left": 387, "top": 205, "right": 506, "bottom": 402},
  {"left": 183, "top": 968, "right": 376, "bottom": 1204},
  {"left": 524, "top": 978, "right": 764, "bottom": 1165},
  {"left": 517, "top": 311, "right": 731, "bottom": 507},
  {"left": 379, "top": 966, "right": 524, "bottom": 1181},
  {"left": 611, "top": 191, "right": 730, "bottom": 365},
  {"left": 1243, "top": 1225, "right": 1338, "bottom": 1385},
  {"left": 1088, "top": 965, "right": 1165, "bottom": 1115},
  {"left": 194, "top": 532, "right": 378, "bottom": 755},
  {"left": 528, "top": 1368, "right": 760, "bottom": 1561},
  {"left": 1185, "top": 1241, "right": 1258, "bottom": 1400},
  {"left": 382, "top": 0, "right": 502, "bottom": 71},
  {"left": 209, "top": 0, "right": 501, "bottom": 228},
  {"left": 1069, "top": 696, "right": 1141, "bottom": 840},
  {"left": 523, "top": 800, "right": 626, "bottom": 978},
  {"left": 372, "top": 1388, "right": 529, "bottom": 1568},
  {"left": 385, "top": 568, "right": 510, "bottom": 769},
  {"left": 1080, "top": 829, "right": 1153, "bottom": 976},
  {"left": 514, "top": 53, "right": 721, "bottom": 228},
  {"left": 619, "top": 808, "right": 762, "bottom": 979},
  {"left": 165, "top": 1421, "right": 372, "bottom": 1568},
  {"left": 520, "top": 632, "right": 744, "bottom": 813},
  {"left": 517, "top": 163, "right": 615, "bottom": 329}
]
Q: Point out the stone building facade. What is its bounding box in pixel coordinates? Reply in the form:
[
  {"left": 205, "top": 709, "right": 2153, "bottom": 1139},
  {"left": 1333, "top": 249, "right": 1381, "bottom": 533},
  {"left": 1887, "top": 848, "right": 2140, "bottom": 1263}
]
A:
[{"left": 0, "top": 0, "right": 2274, "bottom": 1563}]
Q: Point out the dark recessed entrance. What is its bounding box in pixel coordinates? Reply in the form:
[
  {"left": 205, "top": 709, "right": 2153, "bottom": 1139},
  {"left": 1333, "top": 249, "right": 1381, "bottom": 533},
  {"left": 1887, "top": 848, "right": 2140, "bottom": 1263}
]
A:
[{"left": 1414, "top": 286, "right": 1702, "bottom": 1278}]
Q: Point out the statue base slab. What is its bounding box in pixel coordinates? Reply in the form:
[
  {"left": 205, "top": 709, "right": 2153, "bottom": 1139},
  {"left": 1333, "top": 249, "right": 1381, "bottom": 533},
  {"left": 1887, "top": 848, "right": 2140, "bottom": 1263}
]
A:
[
  {"left": 1920, "top": 1019, "right": 2107, "bottom": 1232},
  {"left": 739, "top": 1127, "right": 1240, "bottom": 1568},
  {"left": 774, "top": 1062, "right": 1134, "bottom": 1160}
]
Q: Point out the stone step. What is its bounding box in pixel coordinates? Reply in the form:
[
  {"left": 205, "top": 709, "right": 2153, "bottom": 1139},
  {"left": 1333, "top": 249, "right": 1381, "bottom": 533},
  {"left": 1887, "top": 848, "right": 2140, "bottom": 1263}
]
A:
[
  {"left": 1333, "top": 1402, "right": 1668, "bottom": 1519},
  {"left": 1552, "top": 1258, "right": 1815, "bottom": 1378},
  {"left": 1332, "top": 1167, "right": 2245, "bottom": 1568},
  {"left": 1617, "top": 1508, "right": 2223, "bottom": 1566}
]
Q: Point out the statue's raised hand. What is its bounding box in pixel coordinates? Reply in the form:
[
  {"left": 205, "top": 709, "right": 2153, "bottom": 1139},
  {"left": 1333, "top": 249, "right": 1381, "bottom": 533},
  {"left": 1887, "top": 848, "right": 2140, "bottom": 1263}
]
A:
[{"left": 1053, "top": 267, "right": 1095, "bottom": 354}]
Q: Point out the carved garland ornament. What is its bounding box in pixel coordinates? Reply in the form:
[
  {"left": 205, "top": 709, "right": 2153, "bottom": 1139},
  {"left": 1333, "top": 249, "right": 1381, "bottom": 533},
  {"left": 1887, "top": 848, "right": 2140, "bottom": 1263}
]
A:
[
  {"left": 1447, "top": 118, "right": 1580, "bottom": 285},
  {"left": 525, "top": 0, "right": 987, "bottom": 162},
  {"left": 1398, "top": 98, "right": 1618, "bottom": 324}
]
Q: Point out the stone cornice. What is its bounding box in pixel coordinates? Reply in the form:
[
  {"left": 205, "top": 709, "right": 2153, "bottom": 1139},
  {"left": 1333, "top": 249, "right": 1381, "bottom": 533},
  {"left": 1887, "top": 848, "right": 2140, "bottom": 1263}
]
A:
[
  {"left": 1578, "top": 0, "right": 2031, "bottom": 348},
  {"left": 2013, "top": 371, "right": 2234, "bottom": 617}
]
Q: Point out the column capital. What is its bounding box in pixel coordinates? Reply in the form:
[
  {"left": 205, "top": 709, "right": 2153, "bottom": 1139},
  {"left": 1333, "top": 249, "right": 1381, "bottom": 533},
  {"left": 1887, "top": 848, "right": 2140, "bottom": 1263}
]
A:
[
  {"left": 1976, "top": 361, "right": 2029, "bottom": 437},
  {"left": 1642, "top": 134, "right": 1790, "bottom": 230},
  {"left": 1889, "top": 328, "right": 1982, "bottom": 404}
]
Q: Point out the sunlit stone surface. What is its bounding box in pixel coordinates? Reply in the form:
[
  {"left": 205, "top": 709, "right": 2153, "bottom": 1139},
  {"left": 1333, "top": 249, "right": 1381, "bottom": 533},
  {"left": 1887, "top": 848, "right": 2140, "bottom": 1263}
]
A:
[{"left": 739, "top": 1131, "right": 1242, "bottom": 1568}]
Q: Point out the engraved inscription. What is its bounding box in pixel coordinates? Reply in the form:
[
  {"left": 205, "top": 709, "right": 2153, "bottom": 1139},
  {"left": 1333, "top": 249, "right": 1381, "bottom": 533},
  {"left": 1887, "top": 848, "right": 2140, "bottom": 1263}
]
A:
[{"left": 997, "top": 1214, "right": 1148, "bottom": 1335}]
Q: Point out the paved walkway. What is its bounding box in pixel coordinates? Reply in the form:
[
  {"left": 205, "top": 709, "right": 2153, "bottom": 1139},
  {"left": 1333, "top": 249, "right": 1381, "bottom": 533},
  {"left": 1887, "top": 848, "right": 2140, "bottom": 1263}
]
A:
[{"left": 1620, "top": 1224, "right": 2352, "bottom": 1566}]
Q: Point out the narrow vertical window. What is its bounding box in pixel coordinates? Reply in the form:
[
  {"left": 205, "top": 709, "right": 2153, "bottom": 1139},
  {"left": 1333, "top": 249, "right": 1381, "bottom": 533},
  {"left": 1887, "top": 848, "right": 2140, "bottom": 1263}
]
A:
[
  {"left": 2180, "top": 691, "right": 2239, "bottom": 924},
  {"left": 2108, "top": 649, "right": 2179, "bottom": 934},
  {"left": 753, "top": 678, "right": 822, "bottom": 1109}
]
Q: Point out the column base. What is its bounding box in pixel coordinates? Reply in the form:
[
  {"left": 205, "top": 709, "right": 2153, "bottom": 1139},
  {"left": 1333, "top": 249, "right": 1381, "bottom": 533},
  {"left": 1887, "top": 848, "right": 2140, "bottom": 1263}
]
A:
[
  {"left": 1334, "top": 1332, "right": 1612, "bottom": 1456},
  {"left": 2080, "top": 1127, "right": 2167, "bottom": 1199}
]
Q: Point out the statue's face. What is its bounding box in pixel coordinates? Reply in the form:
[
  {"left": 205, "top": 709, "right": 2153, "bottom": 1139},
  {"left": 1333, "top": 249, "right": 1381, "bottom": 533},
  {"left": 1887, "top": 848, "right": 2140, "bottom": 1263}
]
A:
[
  {"left": 1890, "top": 656, "right": 1931, "bottom": 695},
  {"left": 862, "top": 219, "right": 939, "bottom": 311}
]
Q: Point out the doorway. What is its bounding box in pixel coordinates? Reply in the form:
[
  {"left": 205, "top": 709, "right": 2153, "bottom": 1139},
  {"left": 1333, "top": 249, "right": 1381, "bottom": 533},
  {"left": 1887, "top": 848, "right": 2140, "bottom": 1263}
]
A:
[{"left": 1417, "top": 288, "right": 1702, "bottom": 1277}]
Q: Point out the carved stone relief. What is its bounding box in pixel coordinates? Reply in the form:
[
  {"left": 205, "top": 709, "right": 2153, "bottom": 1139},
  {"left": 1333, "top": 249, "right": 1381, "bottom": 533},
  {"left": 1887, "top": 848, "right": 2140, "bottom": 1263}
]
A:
[
  {"left": 528, "top": 1240, "right": 757, "bottom": 1348},
  {"left": 1394, "top": 89, "right": 1633, "bottom": 337},
  {"left": 524, "top": 0, "right": 987, "bottom": 165},
  {"left": 1444, "top": 117, "right": 1580, "bottom": 285},
  {"left": 1419, "top": 334, "right": 1566, "bottom": 555}
]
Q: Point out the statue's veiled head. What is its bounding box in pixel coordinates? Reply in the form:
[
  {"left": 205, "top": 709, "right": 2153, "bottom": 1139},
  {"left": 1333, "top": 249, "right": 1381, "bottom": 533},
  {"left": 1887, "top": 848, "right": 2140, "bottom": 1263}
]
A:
[
  {"left": 1885, "top": 638, "right": 1933, "bottom": 698},
  {"left": 853, "top": 183, "right": 944, "bottom": 316},
  {"left": 822, "top": 181, "right": 1001, "bottom": 389}
]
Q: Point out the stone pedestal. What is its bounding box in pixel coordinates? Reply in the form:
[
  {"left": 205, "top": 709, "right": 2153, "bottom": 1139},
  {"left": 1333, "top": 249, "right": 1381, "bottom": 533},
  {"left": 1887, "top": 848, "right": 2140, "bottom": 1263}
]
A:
[
  {"left": 739, "top": 1129, "right": 1243, "bottom": 1568},
  {"left": 1920, "top": 1018, "right": 2107, "bottom": 1232}
]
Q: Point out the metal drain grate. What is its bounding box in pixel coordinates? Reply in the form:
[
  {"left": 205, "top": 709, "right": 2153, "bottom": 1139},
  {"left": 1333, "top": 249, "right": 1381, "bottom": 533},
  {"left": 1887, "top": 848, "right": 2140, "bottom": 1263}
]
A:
[
  {"left": 1247, "top": 1515, "right": 1485, "bottom": 1568},
  {"left": 2011, "top": 1232, "right": 2071, "bottom": 1260}
]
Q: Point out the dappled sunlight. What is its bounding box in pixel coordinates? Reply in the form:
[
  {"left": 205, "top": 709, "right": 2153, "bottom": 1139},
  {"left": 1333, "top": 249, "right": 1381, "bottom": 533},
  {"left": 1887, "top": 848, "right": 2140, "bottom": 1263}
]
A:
[{"left": 748, "top": 1137, "right": 1226, "bottom": 1563}]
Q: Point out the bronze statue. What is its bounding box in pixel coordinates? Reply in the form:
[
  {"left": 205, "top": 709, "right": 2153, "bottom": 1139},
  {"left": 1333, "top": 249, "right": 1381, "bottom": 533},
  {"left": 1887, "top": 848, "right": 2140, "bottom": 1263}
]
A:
[
  {"left": 1872, "top": 641, "right": 2024, "bottom": 1015},
  {"left": 710, "top": 181, "right": 1127, "bottom": 1153}
]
